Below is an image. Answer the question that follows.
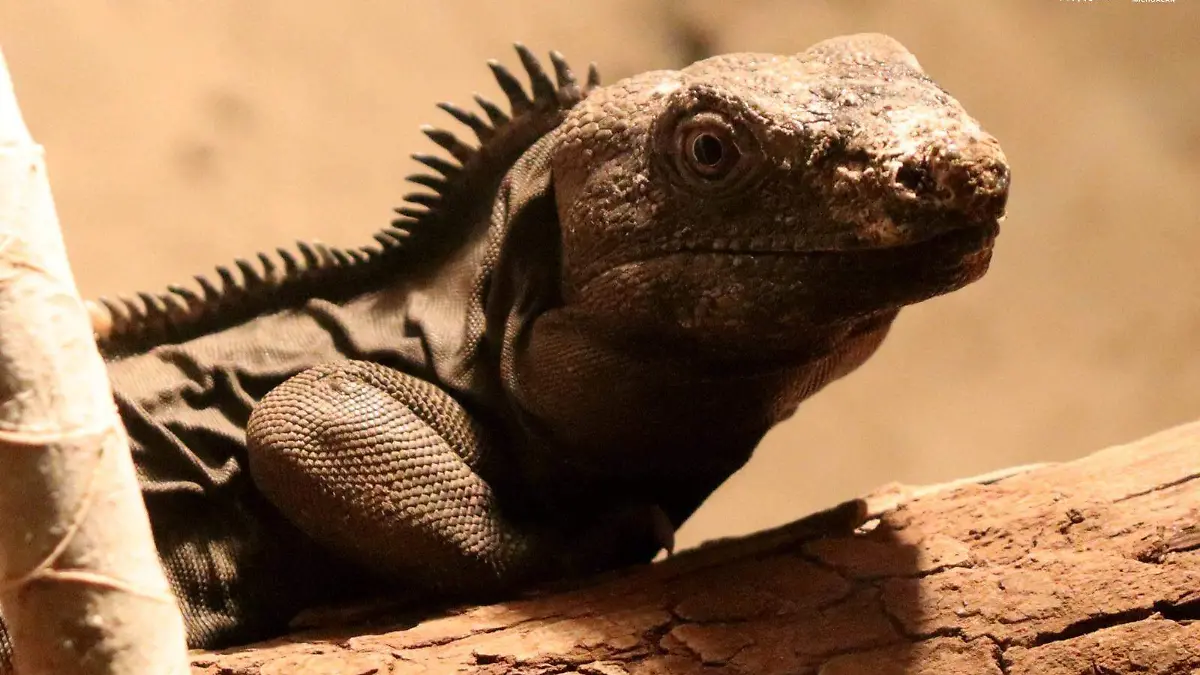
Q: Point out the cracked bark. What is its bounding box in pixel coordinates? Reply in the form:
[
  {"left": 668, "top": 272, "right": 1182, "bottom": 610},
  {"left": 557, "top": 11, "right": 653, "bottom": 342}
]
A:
[{"left": 192, "top": 421, "right": 1200, "bottom": 675}]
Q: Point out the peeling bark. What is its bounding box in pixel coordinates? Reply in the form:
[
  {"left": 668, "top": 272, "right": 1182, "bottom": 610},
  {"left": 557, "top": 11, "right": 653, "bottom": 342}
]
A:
[{"left": 192, "top": 421, "right": 1200, "bottom": 674}]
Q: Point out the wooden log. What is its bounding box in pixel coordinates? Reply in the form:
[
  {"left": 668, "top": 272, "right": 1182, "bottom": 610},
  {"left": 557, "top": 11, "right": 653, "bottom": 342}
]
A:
[{"left": 191, "top": 421, "right": 1200, "bottom": 675}]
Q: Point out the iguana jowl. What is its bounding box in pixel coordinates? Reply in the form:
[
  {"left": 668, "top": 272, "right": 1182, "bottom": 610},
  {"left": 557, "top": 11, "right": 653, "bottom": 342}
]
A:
[{"left": 0, "top": 33, "right": 1009, "bottom": 661}]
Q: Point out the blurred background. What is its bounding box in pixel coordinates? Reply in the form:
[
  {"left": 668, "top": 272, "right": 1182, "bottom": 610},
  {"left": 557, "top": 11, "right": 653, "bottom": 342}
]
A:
[{"left": 0, "top": 1, "right": 1196, "bottom": 549}]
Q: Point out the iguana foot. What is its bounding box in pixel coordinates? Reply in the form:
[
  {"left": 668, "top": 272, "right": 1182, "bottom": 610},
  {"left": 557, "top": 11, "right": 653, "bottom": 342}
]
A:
[{"left": 246, "top": 361, "right": 667, "bottom": 596}]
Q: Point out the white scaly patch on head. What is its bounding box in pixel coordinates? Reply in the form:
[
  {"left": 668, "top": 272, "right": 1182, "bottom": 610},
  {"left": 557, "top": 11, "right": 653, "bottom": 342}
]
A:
[{"left": 651, "top": 78, "right": 682, "bottom": 97}]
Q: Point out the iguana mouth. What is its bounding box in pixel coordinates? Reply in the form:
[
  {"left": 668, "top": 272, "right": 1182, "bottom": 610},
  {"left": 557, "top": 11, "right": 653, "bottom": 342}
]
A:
[
  {"left": 675, "top": 220, "right": 998, "bottom": 259},
  {"left": 621, "top": 219, "right": 999, "bottom": 271},
  {"left": 575, "top": 219, "right": 998, "bottom": 302}
]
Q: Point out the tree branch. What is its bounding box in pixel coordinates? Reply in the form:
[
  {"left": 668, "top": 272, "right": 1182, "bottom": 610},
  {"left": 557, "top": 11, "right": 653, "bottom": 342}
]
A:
[
  {"left": 0, "top": 48, "right": 189, "bottom": 674},
  {"left": 193, "top": 421, "right": 1200, "bottom": 674}
]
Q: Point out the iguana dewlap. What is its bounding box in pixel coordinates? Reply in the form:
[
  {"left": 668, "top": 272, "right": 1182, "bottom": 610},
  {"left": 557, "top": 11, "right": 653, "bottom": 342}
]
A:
[{"left": 0, "top": 33, "right": 1008, "bottom": 663}]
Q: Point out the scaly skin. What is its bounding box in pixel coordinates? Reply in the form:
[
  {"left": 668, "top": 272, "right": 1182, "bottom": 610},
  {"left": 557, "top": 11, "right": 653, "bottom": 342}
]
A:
[{"left": 0, "top": 33, "right": 1008, "bottom": 667}]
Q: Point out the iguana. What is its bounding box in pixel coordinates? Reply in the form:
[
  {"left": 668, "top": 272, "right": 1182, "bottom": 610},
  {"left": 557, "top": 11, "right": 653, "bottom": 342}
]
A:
[{"left": 0, "top": 33, "right": 1008, "bottom": 665}]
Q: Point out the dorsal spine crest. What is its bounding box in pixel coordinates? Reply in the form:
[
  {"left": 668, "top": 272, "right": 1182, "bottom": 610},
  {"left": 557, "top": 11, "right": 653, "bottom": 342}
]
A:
[{"left": 93, "top": 45, "right": 599, "bottom": 356}]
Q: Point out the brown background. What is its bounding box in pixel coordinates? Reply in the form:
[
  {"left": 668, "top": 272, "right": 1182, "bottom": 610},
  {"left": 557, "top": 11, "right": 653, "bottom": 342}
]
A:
[{"left": 0, "top": 1, "right": 1196, "bottom": 550}]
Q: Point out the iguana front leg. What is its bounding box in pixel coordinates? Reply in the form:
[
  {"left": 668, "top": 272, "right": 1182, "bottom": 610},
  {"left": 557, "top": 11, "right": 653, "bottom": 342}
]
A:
[{"left": 245, "top": 360, "right": 666, "bottom": 596}]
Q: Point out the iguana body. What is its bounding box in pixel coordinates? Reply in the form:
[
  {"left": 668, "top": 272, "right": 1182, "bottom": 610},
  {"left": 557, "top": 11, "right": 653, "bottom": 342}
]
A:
[{"left": 0, "top": 34, "right": 1008, "bottom": 665}]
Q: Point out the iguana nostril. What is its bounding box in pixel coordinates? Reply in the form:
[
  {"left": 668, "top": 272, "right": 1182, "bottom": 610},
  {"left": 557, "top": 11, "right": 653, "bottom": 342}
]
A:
[
  {"left": 893, "top": 152, "right": 1009, "bottom": 221},
  {"left": 895, "top": 163, "right": 929, "bottom": 193}
]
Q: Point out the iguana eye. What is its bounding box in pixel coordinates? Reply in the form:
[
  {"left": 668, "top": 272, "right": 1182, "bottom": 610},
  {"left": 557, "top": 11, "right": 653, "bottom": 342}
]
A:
[
  {"left": 678, "top": 115, "right": 742, "bottom": 181},
  {"left": 690, "top": 133, "right": 725, "bottom": 169}
]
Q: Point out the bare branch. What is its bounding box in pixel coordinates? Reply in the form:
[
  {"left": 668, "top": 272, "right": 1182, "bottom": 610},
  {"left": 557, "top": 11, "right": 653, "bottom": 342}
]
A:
[{"left": 0, "top": 47, "right": 189, "bottom": 674}]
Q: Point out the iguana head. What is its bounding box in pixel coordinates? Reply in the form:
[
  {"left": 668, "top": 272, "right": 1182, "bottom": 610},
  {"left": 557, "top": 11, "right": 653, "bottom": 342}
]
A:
[{"left": 550, "top": 33, "right": 1009, "bottom": 357}]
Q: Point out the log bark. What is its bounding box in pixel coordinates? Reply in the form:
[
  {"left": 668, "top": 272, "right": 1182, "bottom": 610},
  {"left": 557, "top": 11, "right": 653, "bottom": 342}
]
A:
[{"left": 192, "top": 421, "right": 1200, "bottom": 675}]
